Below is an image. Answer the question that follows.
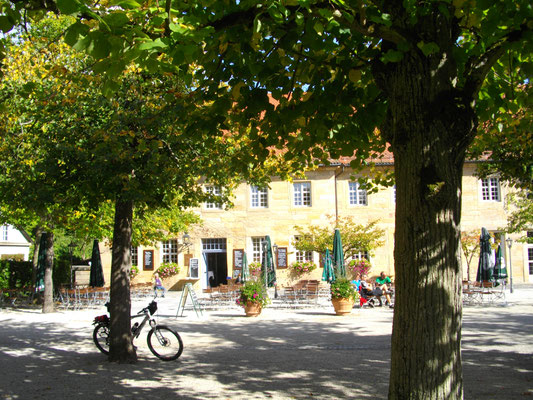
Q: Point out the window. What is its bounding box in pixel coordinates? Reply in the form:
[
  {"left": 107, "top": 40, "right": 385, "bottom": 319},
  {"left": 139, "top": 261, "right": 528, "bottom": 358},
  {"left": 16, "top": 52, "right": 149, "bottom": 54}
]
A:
[
  {"left": 528, "top": 248, "right": 533, "bottom": 276},
  {"left": 293, "top": 182, "right": 311, "bottom": 207},
  {"left": 205, "top": 185, "right": 223, "bottom": 209},
  {"left": 131, "top": 246, "right": 138, "bottom": 266},
  {"left": 162, "top": 239, "right": 178, "bottom": 263},
  {"left": 351, "top": 251, "right": 369, "bottom": 261},
  {"left": 1, "top": 225, "right": 7, "bottom": 241},
  {"left": 251, "top": 186, "right": 268, "bottom": 208},
  {"left": 527, "top": 231, "right": 533, "bottom": 276},
  {"left": 252, "top": 237, "right": 265, "bottom": 263},
  {"left": 294, "top": 236, "right": 313, "bottom": 262},
  {"left": 202, "top": 238, "right": 227, "bottom": 251},
  {"left": 481, "top": 178, "right": 501, "bottom": 201},
  {"left": 349, "top": 182, "right": 368, "bottom": 206}
]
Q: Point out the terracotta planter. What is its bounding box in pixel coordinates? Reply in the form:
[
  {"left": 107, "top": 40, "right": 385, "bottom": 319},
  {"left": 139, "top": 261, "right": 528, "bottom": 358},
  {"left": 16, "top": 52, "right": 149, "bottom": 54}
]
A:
[
  {"left": 331, "top": 297, "right": 354, "bottom": 316},
  {"left": 244, "top": 301, "right": 262, "bottom": 317}
]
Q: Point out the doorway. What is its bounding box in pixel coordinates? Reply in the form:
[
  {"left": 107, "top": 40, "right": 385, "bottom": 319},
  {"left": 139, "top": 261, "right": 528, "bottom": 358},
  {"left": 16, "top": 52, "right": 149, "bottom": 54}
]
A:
[
  {"left": 202, "top": 238, "right": 227, "bottom": 288},
  {"left": 205, "top": 252, "right": 228, "bottom": 287}
]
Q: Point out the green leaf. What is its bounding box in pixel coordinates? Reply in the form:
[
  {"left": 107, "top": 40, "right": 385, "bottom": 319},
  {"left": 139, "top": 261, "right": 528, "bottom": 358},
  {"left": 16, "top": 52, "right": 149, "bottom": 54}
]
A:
[
  {"left": 57, "top": 0, "right": 81, "bottom": 15},
  {"left": 253, "top": 16, "right": 262, "bottom": 33},
  {"left": 381, "top": 49, "right": 404, "bottom": 63},
  {"left": 138, "top": 38, "right": 168, "bottom": 51},
  {"left": 0, "top": 16, "right": 15, "bottom": 33},
  {"left": 102, "top": 12, "right": 130, "bottom": 28},
  {"left": 417, "top": 41, "right": 440, "bottom": 56},
  {"left": 64, "top": 22, "right": 89, "bottom": 47},
  {"left": 109, "top": 0, "right": 142, "bottom": 9},
  {"left": 88, "top": 32, "right": 111, "bottom": 59},
  {"left": 313, "top": 21, "right": 324, "bottom": 35},
  {"left": 295, "top": 12, "right": 304, "bottom": 26}
]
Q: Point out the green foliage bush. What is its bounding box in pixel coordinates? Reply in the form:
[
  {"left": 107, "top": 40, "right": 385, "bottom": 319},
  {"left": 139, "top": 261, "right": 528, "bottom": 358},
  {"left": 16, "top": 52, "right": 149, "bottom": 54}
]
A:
[
  {"left": 236, "top": 279, "right": 270, "bottom": 308},
  {"left": 330, "top": 278, "right": 359, "bottom": 302},
  {"left": 0, "top": 260, "right": 33, "bottom": 289}
]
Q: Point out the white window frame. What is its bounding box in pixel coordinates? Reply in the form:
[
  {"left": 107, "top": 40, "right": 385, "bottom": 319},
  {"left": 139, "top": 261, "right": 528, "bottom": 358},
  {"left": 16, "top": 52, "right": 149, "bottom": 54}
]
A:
[
  {"left": 1, "top": 225, "right": 7, "bottom": 241},
  {"left": 524, "top": 231, "right": 533, "bottom": 282},
  {"left": 251, "top": 186, "right": 268, "bottom": 208},
  {"left": 131, "top": 246, "right": 138, "bottom": 266},
  {"left": 351, "top": 251, "right": 370, "bottom": 261},
  {"left": 202, "top": 238, "right": 227, "bottom": 251},
  {"left": 162, "top": 239, "right": 178, "bottom": 263},
  {"left": 251, "top": 237, "right": 265, "bottom": 263},
  {"left": 481, "top": 178, "right": 501, "bottom": 201},
  {"left": 349, "top": 182, "right": 368, "bottom": 206},
  {"left": 293, "top": 182, "right": 312, "bottom": 207},
  {"left": 204, "top": 185, "right": 223, "bottom": 209}
]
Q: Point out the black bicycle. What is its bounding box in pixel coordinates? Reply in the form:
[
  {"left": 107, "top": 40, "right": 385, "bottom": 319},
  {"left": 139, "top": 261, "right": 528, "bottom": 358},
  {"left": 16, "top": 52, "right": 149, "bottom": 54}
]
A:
[{"left": 93, "top": 300, "right": 183, "bottom": 361}]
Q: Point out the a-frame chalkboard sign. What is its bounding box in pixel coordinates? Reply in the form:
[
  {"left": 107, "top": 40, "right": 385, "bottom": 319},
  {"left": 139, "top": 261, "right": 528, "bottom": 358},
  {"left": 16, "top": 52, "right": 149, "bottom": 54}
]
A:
[{"left": 176, "top": 283, "right": 203, "bottom": 317}]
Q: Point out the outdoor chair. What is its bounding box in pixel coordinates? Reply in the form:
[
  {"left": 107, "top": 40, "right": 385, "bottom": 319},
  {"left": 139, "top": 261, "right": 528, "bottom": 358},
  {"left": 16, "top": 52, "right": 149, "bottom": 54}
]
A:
[
  {"left": 279, "top": 286, "right": 302, "bottom": 308},
  {"left": 462, "top": 280, "right": 482, "bottom": 305},
  {"left": 478, "top": 280, "right": 506, "bottom": 305}
]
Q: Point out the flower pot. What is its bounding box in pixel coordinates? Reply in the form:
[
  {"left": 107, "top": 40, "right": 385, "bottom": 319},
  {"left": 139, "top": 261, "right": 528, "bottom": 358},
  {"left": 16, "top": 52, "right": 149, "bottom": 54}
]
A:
[
  {"left": 244, "top": 301, "right": 262, "bottom": 317},
  {"left": 331, "top": 297, "right": 354, "bottom": 316}
]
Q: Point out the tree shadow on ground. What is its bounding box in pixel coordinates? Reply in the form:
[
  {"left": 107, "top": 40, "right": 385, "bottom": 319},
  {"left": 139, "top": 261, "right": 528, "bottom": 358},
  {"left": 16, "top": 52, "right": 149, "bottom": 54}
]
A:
[
  {"left": 462, "top": 305, "right": 533, "bottom": 399},
  {"left": 0, "top": 311, "right": 391, "bottom": 399}
]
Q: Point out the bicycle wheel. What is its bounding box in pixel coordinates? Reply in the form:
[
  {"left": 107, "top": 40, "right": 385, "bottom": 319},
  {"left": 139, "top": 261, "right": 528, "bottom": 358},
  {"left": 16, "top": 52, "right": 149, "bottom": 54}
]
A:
[
  {"left": 93, "top": 324, "right": 110, "bottom": 355},
  {"left": 147, "top": 325, "right": 183, "bottom": 361}
]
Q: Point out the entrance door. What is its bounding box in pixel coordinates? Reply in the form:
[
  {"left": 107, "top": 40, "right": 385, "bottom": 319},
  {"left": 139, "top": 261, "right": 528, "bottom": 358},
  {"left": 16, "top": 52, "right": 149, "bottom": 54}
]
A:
[
  {"left": 202, "top": 238, "right": 227, "bottom": 288},
  {"left": 206, "top": 252, "right": 228, "bottom": 287}
]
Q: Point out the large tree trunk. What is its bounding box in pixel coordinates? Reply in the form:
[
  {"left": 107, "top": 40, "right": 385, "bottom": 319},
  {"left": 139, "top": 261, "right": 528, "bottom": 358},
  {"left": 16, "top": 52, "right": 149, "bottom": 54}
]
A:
[
  {"left": 372, "top": 10, "right": 476, "bottom": 399},
  {"left": 42, "top": 232, "right": 54, "bottom": 313},
  {"left": 108, "top": 198, "right": 137, "bottom": 363}
]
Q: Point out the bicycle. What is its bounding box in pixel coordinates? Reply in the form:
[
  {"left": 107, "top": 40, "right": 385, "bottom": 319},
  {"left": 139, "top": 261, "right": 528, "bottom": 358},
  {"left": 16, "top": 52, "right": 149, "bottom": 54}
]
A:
[{"left": 93, "top": 300, "right": 184, "bottom": 361}]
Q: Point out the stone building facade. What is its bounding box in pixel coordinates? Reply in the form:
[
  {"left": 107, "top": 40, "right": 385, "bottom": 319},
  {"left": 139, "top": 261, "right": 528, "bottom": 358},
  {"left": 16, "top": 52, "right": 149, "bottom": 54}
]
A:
[{"left": 100, "top": 161, "right": 532, "bottom": 290}]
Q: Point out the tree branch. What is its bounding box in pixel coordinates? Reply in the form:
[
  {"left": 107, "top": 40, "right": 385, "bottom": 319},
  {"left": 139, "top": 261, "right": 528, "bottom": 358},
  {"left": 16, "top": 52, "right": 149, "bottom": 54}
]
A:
[{"left": 464, "top": 23, "right": 531, "bottom": 98}]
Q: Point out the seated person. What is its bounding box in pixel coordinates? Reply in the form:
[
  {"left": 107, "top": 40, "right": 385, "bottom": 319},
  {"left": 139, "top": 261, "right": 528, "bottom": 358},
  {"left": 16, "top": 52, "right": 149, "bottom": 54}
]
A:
[
  {"left": 351, "top": 272, "right": 362, "bottom": 291},
  {"left": 153, "top": 273, "right": 166, "bottom": 298},
  {"left": 360, "top": 279, "right": 381, "bottom": 297},
  {"left": 375, "top": 272, "right": 393, "bottom": 307},
  {"left": 376, "top": 271, "right": 392, "bottom": 289}
]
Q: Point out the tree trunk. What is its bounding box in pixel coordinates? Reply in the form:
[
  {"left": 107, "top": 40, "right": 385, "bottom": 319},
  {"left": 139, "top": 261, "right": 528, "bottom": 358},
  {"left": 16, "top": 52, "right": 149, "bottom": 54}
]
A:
[
  {"left": 31, "top": 228, "right": 42, "bottom": 301},
  {"left": 42, "top": 232, "right": 55, "bottom": 313},
  {"left": 108, "top": 198, "right": 137, "bottom": 363},
  {"left": 372, "top": 13, "right": 476, "bottom": 399}
]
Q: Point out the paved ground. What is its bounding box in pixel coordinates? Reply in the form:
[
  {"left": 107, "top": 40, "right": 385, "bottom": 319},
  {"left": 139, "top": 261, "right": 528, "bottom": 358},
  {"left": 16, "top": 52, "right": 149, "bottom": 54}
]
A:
[{"left": 0, "top": 285, "right": 531, "bottom": 399}]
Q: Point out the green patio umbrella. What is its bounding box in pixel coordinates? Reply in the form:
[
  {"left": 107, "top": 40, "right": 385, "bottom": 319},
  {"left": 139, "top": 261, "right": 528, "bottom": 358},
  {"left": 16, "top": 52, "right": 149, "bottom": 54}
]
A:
[
  {"left": 35, "top": 233, "right": 47, "bottom": 293},
  {"left": 332, "top": 228, "right": 346, "bottom": 278},
  {"left": 89, "top": 239, "right": 105, "bottom": 287},
  {"left": 476, "top": 227, "right": 494, "bottom": 282},
  {"left": 261, "top": 236, "right": 276, "bottom": 288},
  {"left": 241, "top": 252, "right": 250, "bottom": 283},
  {"left": 321, "top": 248, "right": 335, "bottom": 283},
  {"left": 493, "top": 243, "right": 508, "bottom": 285}
]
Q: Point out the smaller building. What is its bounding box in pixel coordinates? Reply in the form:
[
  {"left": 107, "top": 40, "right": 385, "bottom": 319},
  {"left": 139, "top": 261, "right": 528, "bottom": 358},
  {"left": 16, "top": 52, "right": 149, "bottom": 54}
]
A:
[{"left": 0, "top": 224, "right": 31, "bottom": 261}]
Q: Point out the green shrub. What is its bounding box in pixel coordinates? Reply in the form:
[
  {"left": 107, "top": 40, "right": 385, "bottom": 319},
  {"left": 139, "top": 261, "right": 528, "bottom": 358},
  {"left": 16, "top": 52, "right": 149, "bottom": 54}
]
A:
[
  {"left": 236, "top": 279, "right": 270, "bottom": 308},
  {"left": 330, "top": 277, "right": 359, "bottom": 302}
]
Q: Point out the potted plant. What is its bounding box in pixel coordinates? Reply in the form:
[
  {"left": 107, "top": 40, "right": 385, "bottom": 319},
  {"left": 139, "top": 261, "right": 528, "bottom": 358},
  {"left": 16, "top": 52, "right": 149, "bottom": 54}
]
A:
[
  {"left": 129, "top": 265, "right": 139, "bottom": 280},
  {"left": 236, "top": 279, "right": 270, "bottom": 317},
  {"left": 349, "top": 258, "right": 372, "bottom": 278},
  {"left": 330, "top": 278, "right": 359, "bottom": 315},
  {"left": 289, "top": 261, "right": 317, "bottom": 277},
  {"left": 155, "top": 262, "right": 180, "bottom": 279},
  {"left": 248, "top": 262, "right": 262, "bottom": 277}
]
